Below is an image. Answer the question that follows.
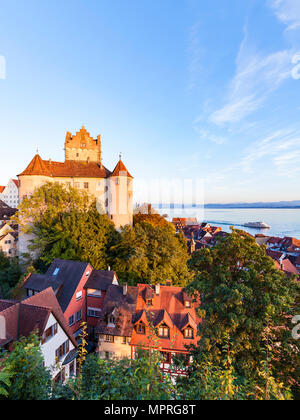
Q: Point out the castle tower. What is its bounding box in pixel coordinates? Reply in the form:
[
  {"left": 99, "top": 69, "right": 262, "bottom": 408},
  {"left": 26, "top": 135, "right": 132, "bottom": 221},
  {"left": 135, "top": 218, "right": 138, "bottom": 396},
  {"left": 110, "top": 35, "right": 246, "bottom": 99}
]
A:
[
  {"left": 17, "top": 128, "right": 133, "bottom": 258},
  {"left": 64, "top": 126, "right": 101, "bottom": 163},
  {"left": 108, "top": 157, "right": 133, "bottom": 229}
]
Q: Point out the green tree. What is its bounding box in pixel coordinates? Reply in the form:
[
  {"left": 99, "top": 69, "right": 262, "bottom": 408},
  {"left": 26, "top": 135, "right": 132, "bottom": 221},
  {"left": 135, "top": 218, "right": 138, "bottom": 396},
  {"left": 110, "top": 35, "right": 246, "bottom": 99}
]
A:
[
  {"left": 187, "top": 228, "right": 300, "bottom": 394},
  {"left": 133, "top": 212, "right": 169, "bottom": 228},
  {"left": 110, "top": 221, "right": 191, "bottom": 286},
  {"left": 0, "top": 333, "right": 51, "bottom": 400},
  {"left": 0, "top": 254, "right": 22, "bottom": 299},
  {"left": 15, "top": 182, "right": 117, "bottom": 269}
]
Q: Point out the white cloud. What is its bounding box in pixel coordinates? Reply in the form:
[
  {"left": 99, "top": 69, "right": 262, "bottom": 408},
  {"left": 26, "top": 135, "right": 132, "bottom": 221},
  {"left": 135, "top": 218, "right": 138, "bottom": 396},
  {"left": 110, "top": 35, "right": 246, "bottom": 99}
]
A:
[
  {"left": 271, "top": 0, "right": 300, "bottom": 31},
  {"left": 194, "top": 127, "right": 227, "bottom": 144},
  {"left": 242, "top": 128, "right": 300, "bottom": 177},
  {"left": 210, "top": 40, "right": 292, "bottom": 125}
]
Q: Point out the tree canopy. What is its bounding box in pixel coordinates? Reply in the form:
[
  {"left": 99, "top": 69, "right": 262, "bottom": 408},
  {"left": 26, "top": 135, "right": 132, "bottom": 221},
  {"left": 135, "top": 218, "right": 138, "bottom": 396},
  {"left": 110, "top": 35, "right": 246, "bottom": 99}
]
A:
[{"left": 187, "top": 228, "right": 300, "bottom": 395}]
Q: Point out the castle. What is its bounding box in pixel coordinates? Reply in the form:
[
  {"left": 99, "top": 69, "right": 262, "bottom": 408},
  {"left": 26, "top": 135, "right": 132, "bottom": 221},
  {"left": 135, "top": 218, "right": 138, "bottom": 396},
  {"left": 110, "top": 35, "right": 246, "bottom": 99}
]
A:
[{"left": 18, "top": 126, "right": 133, "bottom": 256}]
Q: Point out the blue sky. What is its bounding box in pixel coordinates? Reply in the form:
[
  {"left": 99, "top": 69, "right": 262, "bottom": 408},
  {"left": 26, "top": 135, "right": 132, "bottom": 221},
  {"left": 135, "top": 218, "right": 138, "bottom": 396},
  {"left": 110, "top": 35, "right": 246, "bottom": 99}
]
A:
[{"left": 0, "top": 0, "right": 300, "bottom": 204}]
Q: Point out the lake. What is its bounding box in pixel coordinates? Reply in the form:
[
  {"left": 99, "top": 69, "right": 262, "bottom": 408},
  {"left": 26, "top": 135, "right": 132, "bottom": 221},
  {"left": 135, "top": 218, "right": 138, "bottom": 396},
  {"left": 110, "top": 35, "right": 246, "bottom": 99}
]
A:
[{"left": 157, "top": 207, "right": 300, "bottom": 240}]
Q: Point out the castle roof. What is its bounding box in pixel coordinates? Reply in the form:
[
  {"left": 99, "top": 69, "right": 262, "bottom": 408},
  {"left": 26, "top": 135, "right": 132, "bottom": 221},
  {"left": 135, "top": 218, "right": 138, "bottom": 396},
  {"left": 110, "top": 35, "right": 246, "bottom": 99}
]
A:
[
  {"left": 111, "top": 159, "right": 133, "bottom": 178},
  {"left": 18, "top": 154, "right": 112, "bottom": 179}
]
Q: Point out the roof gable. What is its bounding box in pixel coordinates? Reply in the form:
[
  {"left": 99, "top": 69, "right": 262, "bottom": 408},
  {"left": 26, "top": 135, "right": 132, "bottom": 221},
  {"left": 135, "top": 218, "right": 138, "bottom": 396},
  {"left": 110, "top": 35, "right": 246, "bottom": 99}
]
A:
[{"left": 110, "top": 159, "right": 133, "bottom": 178}]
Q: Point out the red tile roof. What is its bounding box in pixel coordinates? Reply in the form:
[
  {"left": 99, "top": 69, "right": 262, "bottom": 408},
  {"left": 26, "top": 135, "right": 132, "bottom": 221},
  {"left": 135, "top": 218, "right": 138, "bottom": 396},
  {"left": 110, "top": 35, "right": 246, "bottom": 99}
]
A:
[
  {"left": 0, "top": 186, "right": 5, "bottom": 193},
  {"left": 24, "top": 287, "right": 77, "bottom": 347},
  {"left": 111, "top": 159, "right": 133, "bottom": 178},
  {"left": 18, "top": 154, "right": 112, "bottom": 179},
  {"left": 131, "top": 284, "right": 201, "bottom": 353},
  {"left": 0, "top": 287, "right": 77, "bottom": 348}
]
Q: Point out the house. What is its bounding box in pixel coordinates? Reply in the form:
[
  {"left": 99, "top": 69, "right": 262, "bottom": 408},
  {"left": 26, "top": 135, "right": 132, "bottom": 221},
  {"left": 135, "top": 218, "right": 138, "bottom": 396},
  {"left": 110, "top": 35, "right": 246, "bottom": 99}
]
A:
[
  {"left": 0, "top": 287, "right": 78, "bottom": 382},
  {"left": 255, "top": 234, "right": 270, "bottom": 246},
  {"left": 279, "top": 237, "right": 300, "bottom": 256},
  {"left": 23, "top": 259, "right": 119, "bottom": 340},
  {"left": 96, "top": 283, "right": 138, "bottom": 360},
  {"left": 0, "top": 179, "right": 19, "bottom": 208},
  {"left": 0, "top": 222, "right": 18, "bottom": 257},
  {"left": 266, "top": 237, "right": 283, "bottom": 250},
  {"left": 17, "top": 126, "right": 133, "bottom": 258},
  {"left": 294, "top": 255, "right": 300, "bottom": 270},
  {"left": 131, "top": 284, "right": 201, "bottom": 377},
  {"left": 84, "top": 269, "right": 119, "bottom": 339},
  {"left": 95, "top": 282, "right": 201, "bottom": 377},
  {"left": 0, "top": 200, "right": 16, "bottom": 223}
]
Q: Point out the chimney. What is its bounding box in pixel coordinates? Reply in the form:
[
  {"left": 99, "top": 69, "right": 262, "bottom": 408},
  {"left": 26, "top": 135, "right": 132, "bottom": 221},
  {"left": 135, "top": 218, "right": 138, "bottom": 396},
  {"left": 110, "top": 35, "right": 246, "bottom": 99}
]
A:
[
  {"left": 155, "top": 284, "right": 160, "bottom": 295},
  {"left": 0, "top": 315, "right": 6, "bottom": 340},
  {"left": 123, "top": 283, "right": 128, "bottom": 296}
]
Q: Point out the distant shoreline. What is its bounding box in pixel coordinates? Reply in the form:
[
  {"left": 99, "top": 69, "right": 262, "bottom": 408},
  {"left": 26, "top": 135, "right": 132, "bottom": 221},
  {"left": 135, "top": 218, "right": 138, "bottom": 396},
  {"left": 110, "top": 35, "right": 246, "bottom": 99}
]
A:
[{"left": 155, "top": 204, "right": 300, "bottom": 210}]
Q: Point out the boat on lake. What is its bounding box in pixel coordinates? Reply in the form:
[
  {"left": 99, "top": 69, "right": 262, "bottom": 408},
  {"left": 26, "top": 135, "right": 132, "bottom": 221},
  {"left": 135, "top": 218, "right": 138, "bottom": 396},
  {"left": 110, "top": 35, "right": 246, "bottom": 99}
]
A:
[{"left": 243, "top": 221, "right": 270, "bottom": 229}]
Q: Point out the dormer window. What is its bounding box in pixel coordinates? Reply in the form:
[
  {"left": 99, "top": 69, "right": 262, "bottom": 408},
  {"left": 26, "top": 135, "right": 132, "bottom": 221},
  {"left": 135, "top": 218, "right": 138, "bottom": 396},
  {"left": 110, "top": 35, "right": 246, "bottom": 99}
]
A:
[
  {"left": 184, "top": 327, "right": 194, "bottom": 339},
  {"left": 146, "top": 298, "right": 152, "bottom": 307},
  {"left": 185, "top": 300, "right": 191, "bottom": 308},
  {"left": 158, "top": 323, "right": 170, "bottom": 338},
  {"left": 136, "top": 322, "right": 146, "bottom": 335},
  {"left": 108, "top": 315, "right": 115, "bottom": 325},
  {"left": 53, "top": 268, "right": 60, "bottom": 276}
]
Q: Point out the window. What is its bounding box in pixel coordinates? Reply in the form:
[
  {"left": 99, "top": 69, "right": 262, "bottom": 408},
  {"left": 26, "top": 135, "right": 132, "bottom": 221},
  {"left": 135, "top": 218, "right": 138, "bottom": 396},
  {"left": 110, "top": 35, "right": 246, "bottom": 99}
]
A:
[
  {"left": 53, "top": 268, "right": 60, "bottom": 276},
  {"left": 146, "top": 299, "right": 152, "bottom": 307},
  {"left": 84, "top": 182, "right": 89, "bottom": 189},
  {"left": 76, "top": 310, "right": 82, "bottom": 322},
  {"left": 160, "top": 352, "right": 170, "bottom": 363},
  {"left": 136, "top": 322, "right": 146, "bottom": 335},
  {"left": 69, "top": 315, "right": 75, "bottom": 326},
  {"left": 75, "top": 182, "right": 80, "bottom": 189},
  {"left": 55, "top": 340, "right": 70, "bottom": 361},
  {"left": 116, "top": 178, "right": 120, "bottom": 185},
  {"left": 184, "top": 327, "right": 194, "bottom": 339},
  {"left": 122, "top": 337, "right": 127, "bottom": 344},
  {"left": 87, "top": 288, "right": 101, "bottom": 297},
  {"left": 76, "top": 291, "right": 82, "bottom": 301},
  {"left": 87, "top": 307, "right": 101, "bottom": 318},
  {"left": 158, "top": 324, "right": 170, "bottom": 338},
  {"left": 69, "top": 361, "right": 75, "bottom": 377},
  {"left": 185, "top": 300, "right": 191, "bottom": 308},
  {"left": 105, "top": 335, "right": 114, "bottom": 343},
  {"left": 108, "top": 314, "right": 115, "bottom": 325},
  {"left": 42, "top": 323, "right": 58, "bottom": 344}
]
